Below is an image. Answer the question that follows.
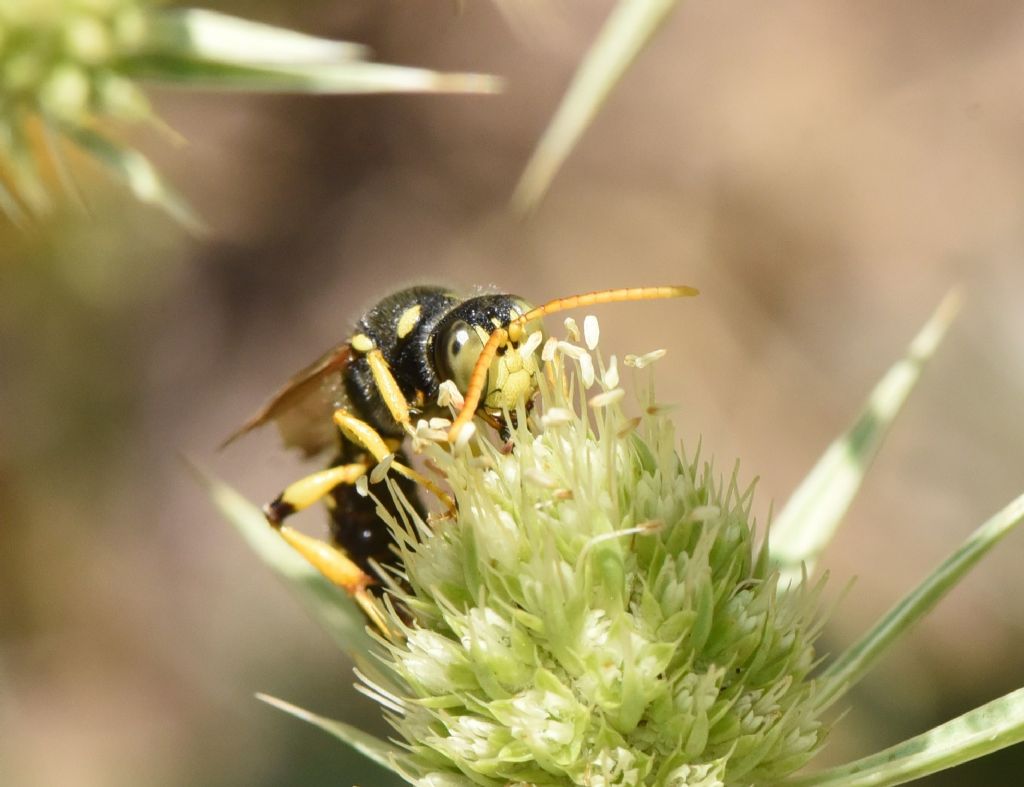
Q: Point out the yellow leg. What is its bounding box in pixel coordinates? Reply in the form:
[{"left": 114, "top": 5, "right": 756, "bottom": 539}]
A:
[
  {"left": 366, "top": 349, "right": 412, "bottom": 429},
  {"left": 264, "top": 463, "right": 367, "bottom": 525},
  {"left": 333, "top": 408, "right": 455, "bottom": 514},
  {"left": 277, "top": 526, "right": 391, "bottom": 637},
  {"left": 261, "top": 456, "right": 393, "bottom": 637}
]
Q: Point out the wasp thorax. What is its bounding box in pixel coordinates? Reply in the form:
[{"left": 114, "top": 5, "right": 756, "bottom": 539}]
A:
[{"left": 433, "top": 295, "right": 543, "bottom": 413}]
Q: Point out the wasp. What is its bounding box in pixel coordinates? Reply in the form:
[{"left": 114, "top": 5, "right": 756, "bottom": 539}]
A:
[{"left": 225, "top": 285, "right": 697, "bottom": 631}]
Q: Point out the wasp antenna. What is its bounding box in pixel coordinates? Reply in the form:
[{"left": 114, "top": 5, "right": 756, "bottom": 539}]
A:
[
  {"left": 448, "top": 285, "right": 699, "bottom": 441},
  {"left": 507, "top": 285, "right": 699, "bottom": 341},
  {"left": 448, "top": 327, "right": 508, "bottom": 443}
]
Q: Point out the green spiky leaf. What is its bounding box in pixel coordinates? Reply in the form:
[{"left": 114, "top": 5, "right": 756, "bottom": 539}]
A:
[
  {"left": 778, "top": 687, "right": 1024, "bottom": 787},
  {"left": 512, "top": 0, "right": 681, "bottom": 212},
  {"left": 257, "top": 693, "right": 410, "bottom": 778},
  {"left": 817, "top": 491, "right": 1024, "bottom": 710},
  {"left": 135, "top": 10, "right": 502, "bottom": 95},
  {"left": 770, "top": 291, "right": 962, "bottom": 582}
]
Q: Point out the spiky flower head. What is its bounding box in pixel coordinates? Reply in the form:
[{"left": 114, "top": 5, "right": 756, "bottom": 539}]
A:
[{"left": 360, "top": 320, "right": 830, "bottom": 786}]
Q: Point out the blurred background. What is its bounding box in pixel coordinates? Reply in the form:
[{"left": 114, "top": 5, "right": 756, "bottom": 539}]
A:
[{"left": 3, "top": 1, "right": 1024, "bottom": 784}]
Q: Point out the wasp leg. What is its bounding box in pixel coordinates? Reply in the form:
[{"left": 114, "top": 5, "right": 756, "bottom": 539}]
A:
[
  {"left": 333, "top": 408, "right": 455, "bottom": 514},
  {"left": 276, "top": 525, "right": 391, "bottom": 636},
  {"left": 345, "top": 345, "right": 454, "bottom": 511},
  {"left": 364, "top": 349, "right": 413, "bottom": 430},
  {"left": 264, "top": 463, "right": 368, "bottom": 525},
  {"left": 262, "top": 459, "right": 394, "bottom": 636}
]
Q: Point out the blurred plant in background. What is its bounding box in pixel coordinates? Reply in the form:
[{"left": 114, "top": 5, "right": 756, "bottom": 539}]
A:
[{"left": 0, "top": 0, "right": 499, "bottom": 228}]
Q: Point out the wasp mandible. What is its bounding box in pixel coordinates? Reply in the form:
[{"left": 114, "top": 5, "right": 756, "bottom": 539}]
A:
[{"left": 225, "top": 285, "right": 698, "bottom": 630}]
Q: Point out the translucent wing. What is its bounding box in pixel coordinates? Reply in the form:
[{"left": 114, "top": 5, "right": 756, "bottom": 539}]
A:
[{"left": 221, "top": 343, "right": 351, "bottom": 457}]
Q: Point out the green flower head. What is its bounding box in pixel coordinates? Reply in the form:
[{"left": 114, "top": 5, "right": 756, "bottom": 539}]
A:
[{"left": 359, "top": 323, "right": 830, "bottom": 786}]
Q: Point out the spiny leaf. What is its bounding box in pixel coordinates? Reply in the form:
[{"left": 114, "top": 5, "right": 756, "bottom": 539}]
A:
[
  {"left": 136, "top": 10, "right": 502, "bottom": 95},
  {"left": 1, "top": 5, "right": 501, "bottom": 227},
  {"left": 144, "top": 9, "right": 370, "bottom": 65},
  {"left": 777, "top": 686, "right": 1024, "bottom": 787},
  {"left": 511, "top": 0, "right": 682, "bottom": 213},
  {"left": 125, "top": 56, "right": 501, "bottom": 95},
  {"left": 770, "top": 291, "right": 962, "bottom": 582},
  {"left": 816, "top": 490, "right": 1024, "bottom": 709},
  {"left": 67, "top": 126, "right": 204, "bottom": 232},
  {"left": 257, "top": 693, "right": 410, "bottom": 778}
]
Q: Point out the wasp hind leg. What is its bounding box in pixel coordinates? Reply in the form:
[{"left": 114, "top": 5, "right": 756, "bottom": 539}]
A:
[
  {"left": 260, "top": 460, "right": 391, "bottom": 633},
  {"left": 276, "top": 524, "right": 390, "bottom": 635}
]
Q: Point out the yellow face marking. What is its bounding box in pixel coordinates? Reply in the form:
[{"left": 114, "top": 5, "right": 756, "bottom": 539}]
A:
[
  {"left": 484, "top": 342, "right": 542, "bottom": 411},
  {"left": 351, "top": 333, "right": 374, "bottom": 354},
  {"left": 396, "top": 304, "right": 422, "bottom": 340}
]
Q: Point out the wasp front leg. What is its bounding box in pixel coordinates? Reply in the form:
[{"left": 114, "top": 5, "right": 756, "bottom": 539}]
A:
[{"left": 333, "top": 407, "right": 455, "bottom": 514}]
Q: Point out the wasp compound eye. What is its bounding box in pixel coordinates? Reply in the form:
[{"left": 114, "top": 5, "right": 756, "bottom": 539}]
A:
[{"left": 436, "top": 318, "right": 488, "bottom": 394}]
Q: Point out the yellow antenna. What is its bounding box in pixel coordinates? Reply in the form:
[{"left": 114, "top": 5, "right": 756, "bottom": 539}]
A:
[{"left": 448, "top": 285, "right": 699, "bottom": 442}]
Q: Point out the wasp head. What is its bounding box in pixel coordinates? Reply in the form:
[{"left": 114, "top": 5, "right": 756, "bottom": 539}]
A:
[{"left": 434, "top": 294, "right": 544, "bottom": 418}]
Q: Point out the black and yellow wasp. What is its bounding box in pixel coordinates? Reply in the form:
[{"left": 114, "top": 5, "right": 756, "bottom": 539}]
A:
[{"left": 225, "top": 285, "right": 697, "bottom": 630}]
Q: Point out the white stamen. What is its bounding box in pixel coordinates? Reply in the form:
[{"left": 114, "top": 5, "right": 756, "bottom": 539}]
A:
[
  {"left": 583, "top": 315, "right": 600, "bottom": 350},
  {"left": 579, "top": 354, "right": 596, "bottom": 388},
  {"left": 557, "top": 341, "right": 586, "bottom": 361},
  {"left": 603, "top": 356, "right": 619, "bottom": 388},
  {"left": 438, "top": 379, "right": 464, "bottom": 409},
  {"left": 355, "top": 475, "right": 369, "bottom": 496},
  {"left": 541, "top": 408, "right": 574, "bottom": 427},
  {"left": 624, "top": 349, "right": 667, "bottom": 369},
  {"left": 370, "top": 454, "right": 394, "bottom": 484},
  {"left": 429, "top": 417, "right": 452, "bottom": 429},
  {"left": 524, "top": 468, "right": 559, "bottom": 488},
  {"left": 521, "top": 329, "right": 544, "bottom": 360},
  {"left": 589, "top": 388, "right": 624, "bottom": 409},
  {"left": 453, "top": 421, "right": 476, "bottom": 451},
  {"left": 541, "top": 337, "right": 559, "bottom": 362},
  {"left": 563, "top": 317, "right": 580, "bottom": 342}
]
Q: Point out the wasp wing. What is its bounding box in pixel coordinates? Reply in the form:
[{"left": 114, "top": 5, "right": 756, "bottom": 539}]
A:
[{"left": 221, "top": 344, "right": 351, "bottom": 457}]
